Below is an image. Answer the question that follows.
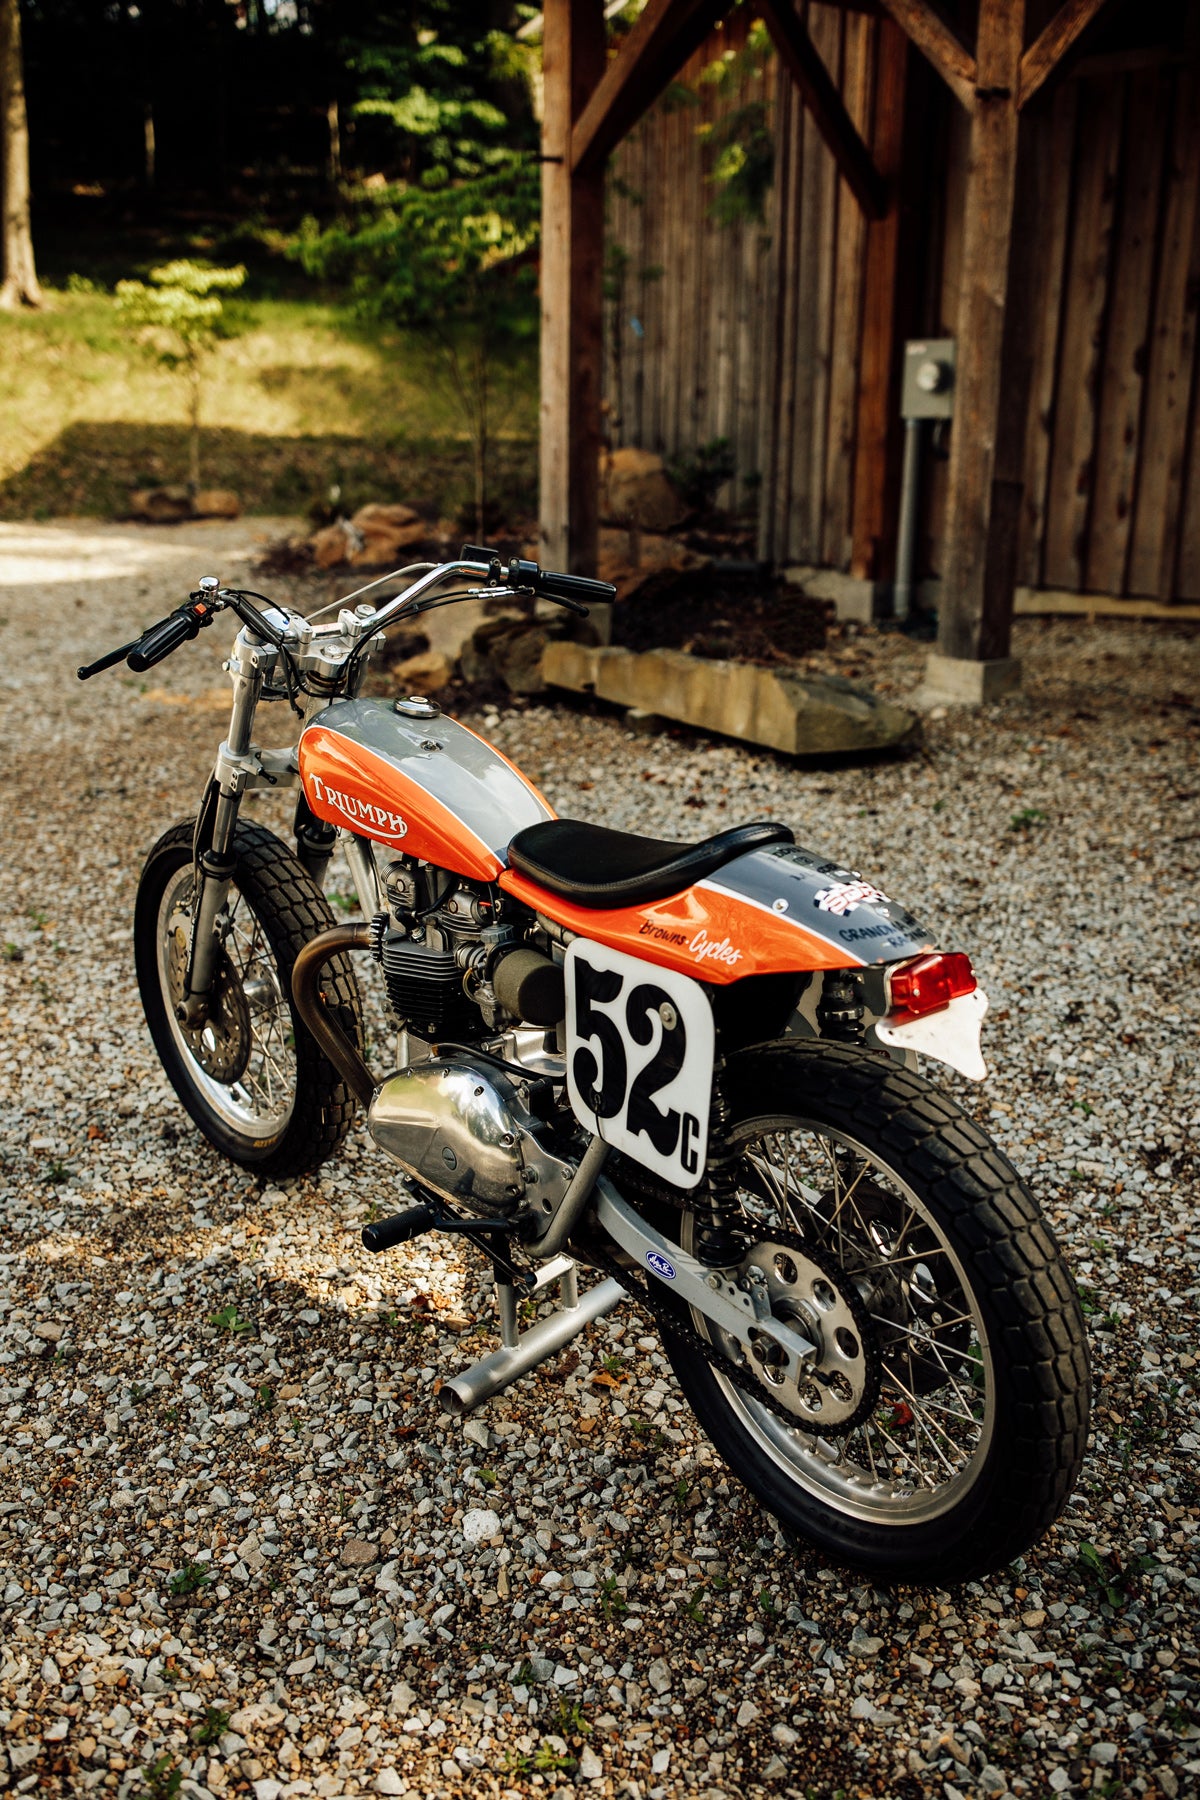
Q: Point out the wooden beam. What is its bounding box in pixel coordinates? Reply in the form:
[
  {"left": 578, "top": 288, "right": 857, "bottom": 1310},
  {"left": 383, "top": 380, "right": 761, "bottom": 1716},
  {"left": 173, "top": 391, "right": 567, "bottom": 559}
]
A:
[
  {"left": 937, "top": 0, "right": 1027, "bottom": 665},
  {"left": 757, "top": 0, "right": 888, "bottom": 219},
  {"left": 1019, "top": 0, "right": 1110, "bottom": 108},
  {"left": 850, "top": 19, "right": 913, "bottom": 576},
  {"left": 570, "top": 0, "right": 729, "bottom": 176},
  {"left": 540, "top": 0, "right": 607, "bottom": 577},
  {"left": 876, "top": 0, "right": 976, "bottom": 111}
]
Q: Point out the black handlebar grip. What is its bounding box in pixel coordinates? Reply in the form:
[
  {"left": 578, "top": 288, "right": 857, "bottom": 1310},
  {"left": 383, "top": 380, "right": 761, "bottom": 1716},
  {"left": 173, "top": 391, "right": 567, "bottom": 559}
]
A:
[
  {"left": 126, "top": 610, "right": 195, "bottom": 672},
  {"left": 535, "top": 568, "right": 617, "bottom": 604}
]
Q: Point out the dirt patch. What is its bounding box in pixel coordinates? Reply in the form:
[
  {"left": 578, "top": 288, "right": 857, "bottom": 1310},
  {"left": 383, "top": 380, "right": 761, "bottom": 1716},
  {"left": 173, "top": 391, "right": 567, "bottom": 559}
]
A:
[{"left": 611, "top": 565, "right": 829, "bottom": 663}]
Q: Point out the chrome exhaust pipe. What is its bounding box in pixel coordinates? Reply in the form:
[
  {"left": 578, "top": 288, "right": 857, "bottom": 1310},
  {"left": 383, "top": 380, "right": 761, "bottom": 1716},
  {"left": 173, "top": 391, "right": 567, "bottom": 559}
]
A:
[
  {"left": 290, "top": 923, "right": 376, "bottom": 1106},
  {"left": 440, "top": 1262, "right": 624, "bottom": 1415}
]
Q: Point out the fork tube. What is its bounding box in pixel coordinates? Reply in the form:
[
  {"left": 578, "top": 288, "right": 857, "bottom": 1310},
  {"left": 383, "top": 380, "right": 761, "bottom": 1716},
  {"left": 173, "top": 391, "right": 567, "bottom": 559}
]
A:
[{"left": 184, "top": 639, "right": 265, "bottom": 1011}]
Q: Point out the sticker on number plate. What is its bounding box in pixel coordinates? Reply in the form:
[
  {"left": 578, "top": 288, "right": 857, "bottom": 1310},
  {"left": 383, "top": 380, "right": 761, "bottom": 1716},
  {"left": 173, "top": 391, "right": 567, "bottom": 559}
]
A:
[{"left": 565, "top": 939, "right": 714, "bottom": 1189}]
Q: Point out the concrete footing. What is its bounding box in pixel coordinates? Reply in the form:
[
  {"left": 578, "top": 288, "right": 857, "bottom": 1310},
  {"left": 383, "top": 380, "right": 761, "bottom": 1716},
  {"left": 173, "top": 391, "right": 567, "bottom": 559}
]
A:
[{"left": 916, "top": 653, "right": 1022, "bottom": 708}]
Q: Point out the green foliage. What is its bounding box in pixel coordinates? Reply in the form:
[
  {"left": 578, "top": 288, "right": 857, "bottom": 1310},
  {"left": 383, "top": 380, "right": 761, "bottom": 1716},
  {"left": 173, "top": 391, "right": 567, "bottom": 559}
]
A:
[
  {"left": 695, "top": 21, "right": 775, "bottom": 224},
  {"left": 1009, "top": 807, "right": 1049, "bottom": 831},
  {"left": 135, "top": 1755, "right": 183, "bottom": 1800},
  {"left": 168, "top": 1562, "right": 210, "bottom": 1597},
  {"left": 192, "top": 1707, "right": 231, "bottom": 1747},
  {"left": 1075, "top": 1541, "right": 1157, "bottom": 1611},
  {"left": 665, "top": 437, "right": 736, "bottom": 512},
  {"left": 116, "top": 262, "right": 247, "bottom": 488},
  {"left": 209, "top": 1304, "right": 254, "bottom": 1336}
]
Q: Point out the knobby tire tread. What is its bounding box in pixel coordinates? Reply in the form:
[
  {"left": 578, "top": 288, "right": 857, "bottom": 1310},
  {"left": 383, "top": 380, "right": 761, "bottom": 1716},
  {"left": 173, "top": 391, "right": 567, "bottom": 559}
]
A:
[
  {"left": 657, "top": 1039, "right": 1090, "bottom": 1584},
  {"left": 136, "top": 820, "right": 364, "bottom": 1178}
]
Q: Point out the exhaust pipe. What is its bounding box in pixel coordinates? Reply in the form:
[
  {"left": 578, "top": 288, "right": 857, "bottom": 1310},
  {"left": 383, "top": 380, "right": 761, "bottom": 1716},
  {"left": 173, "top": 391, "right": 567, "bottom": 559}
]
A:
[{"left": 291, "top": 924, "right": 377, "bottom": 1106}]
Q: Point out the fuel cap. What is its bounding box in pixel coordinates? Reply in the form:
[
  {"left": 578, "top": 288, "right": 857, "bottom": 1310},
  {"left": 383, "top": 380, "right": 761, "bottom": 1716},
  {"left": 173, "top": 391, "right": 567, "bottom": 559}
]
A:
[{"left": 393, "top": 695, "right": 440, "bottom": 718}]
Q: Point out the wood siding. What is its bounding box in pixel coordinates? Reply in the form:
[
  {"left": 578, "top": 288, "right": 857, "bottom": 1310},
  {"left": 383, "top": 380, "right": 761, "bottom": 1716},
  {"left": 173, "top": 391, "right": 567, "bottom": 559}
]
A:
[{"left": 603, "top": 16, "right": 1200, "bottom": 600}]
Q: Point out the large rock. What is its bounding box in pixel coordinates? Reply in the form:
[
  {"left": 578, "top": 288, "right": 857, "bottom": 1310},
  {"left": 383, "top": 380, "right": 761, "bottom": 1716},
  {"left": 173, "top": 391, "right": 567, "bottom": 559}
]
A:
[
  {"left": 393, "top": 649, "right": 453, "bottom": 694},
  {"left": 128, "top": 485, "right": 194, "bottom": 524},
  {"left": 599, "top": 449, "right": 686, "bottom": 533},
  {"left": 193, "top": 488, "right": 241, "bottom": 519},
  {"left": 542, "top": 642, "right": 918, "bottom": 757},
  {"left": 311, "top": 502, "right": 426, "bottom": 570}
]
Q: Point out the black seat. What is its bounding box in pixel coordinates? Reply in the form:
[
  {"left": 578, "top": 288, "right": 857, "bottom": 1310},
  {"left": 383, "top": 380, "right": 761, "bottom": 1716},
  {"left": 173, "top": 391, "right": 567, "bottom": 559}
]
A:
[{"left": 507, "top": 818, "right": 794, "bottom": 909}]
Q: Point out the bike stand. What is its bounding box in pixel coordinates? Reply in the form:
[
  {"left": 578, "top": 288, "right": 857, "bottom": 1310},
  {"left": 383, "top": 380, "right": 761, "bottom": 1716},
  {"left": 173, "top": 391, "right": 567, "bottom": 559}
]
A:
[{"left": 438, "top": 1255, "right": 625, "bottom": 1416}]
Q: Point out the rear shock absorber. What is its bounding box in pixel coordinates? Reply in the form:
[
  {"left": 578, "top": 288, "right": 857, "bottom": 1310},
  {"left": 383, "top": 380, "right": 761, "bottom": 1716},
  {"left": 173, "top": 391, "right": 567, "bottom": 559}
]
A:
[
  {"left": 818, "top": 971, "right": 865, "bottom": 1042},
  {"left": 694, "top": 1072, "right": 746, "bottom": 1268}
]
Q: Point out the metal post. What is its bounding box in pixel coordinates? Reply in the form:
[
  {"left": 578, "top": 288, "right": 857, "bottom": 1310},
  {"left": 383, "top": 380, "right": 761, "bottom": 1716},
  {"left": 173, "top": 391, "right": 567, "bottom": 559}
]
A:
[{"left": 893, "top": 416, "right": 923, "bottom": 623}]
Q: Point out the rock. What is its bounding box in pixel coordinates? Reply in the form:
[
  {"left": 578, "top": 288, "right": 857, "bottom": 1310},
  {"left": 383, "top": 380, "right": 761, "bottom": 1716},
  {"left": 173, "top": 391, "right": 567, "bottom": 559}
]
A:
[
  {"left": 848, "top": 1627, "right": 885, "bottom": 1659},
  {"left": 763, "top": 1755, "right": 789, "bottom": 1780},
  {"left": 647, "top": 1657, "right": 671, "bottom": 1694},
  {"left": 394, "top": 650, "right": 453, "bottom": 694},
  {"left": 600, "top": 448, "right": 686, "bottom": 533},
  {"left": 578, "top": 1744, "right": 603, "bottom": 1782},
  {"left": 375, "top": 1772, "right": 407, "bottom": 1796},
  {"left": 461, "top": 1508, "right": 502, "bottom": 1546},
  {"left": 311, "top": 502, "right": 426, "bottom": 570},
  {"left": 192, "top": 489, "right": 241, "bottom": 519},
  {"left": 543, "top": 642, "right": 919, "bottom": 757},
  {"left": 128, "top": 485, "right": 193, "bottom": 524},
  {"left": 340, "top": 1538, "right": 378, "bottom": 1567},
  {"left": 736, "top": 1700, "right": 759, "bottom": 1728}
]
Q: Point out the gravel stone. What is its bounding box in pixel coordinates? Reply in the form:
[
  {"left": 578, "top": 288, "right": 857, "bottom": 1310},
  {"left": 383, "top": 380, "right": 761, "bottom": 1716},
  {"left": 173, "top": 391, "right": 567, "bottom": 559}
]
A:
[{"left": 1, "top": 522, "right": 1198, "bottom": 1798}]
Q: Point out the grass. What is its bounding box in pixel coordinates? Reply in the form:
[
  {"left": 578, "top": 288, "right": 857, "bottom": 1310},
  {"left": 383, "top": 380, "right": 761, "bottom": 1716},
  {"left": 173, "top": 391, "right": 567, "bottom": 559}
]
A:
[{"left": 0, "top": 281, "right": 537, "bottom": 519}]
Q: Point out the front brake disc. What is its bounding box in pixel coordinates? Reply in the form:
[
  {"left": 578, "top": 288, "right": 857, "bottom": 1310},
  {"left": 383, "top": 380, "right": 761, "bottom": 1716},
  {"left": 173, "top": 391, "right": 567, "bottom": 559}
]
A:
[{"left": 167, "top": 916, "right": 251, "bottom": 1084}]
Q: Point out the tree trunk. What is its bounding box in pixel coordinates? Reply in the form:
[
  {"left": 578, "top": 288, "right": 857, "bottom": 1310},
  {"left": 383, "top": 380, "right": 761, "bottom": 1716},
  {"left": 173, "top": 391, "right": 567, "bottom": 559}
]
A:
[
  {"left": 188, "top": 356, "right": 202, "bottom": 492},
  {"left": 0, "top": 0, "right": 41, "bottom": 311}
]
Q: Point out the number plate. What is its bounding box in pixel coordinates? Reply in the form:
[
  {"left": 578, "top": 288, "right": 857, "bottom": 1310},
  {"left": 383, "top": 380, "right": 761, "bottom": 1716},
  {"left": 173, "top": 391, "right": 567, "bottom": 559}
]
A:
[{"left": 564, "top": 940, "right": 713, "bottom": 1190}]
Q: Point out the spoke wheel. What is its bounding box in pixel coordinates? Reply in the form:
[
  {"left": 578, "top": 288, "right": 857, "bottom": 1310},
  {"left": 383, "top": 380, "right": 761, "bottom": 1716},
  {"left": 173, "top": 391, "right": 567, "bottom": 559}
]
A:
[
  {"left": 654, "top": 1040, "right": 1090, "bottom": 1583},
  {"left": 135, "top": 820, "right": 363, "bottom": 1175}
]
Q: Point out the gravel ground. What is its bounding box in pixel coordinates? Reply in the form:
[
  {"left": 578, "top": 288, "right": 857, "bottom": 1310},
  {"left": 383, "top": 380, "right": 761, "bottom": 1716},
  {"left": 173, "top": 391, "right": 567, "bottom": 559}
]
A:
[{"left": 1, "top": 520, "right": 1198, "bottom": 1800}]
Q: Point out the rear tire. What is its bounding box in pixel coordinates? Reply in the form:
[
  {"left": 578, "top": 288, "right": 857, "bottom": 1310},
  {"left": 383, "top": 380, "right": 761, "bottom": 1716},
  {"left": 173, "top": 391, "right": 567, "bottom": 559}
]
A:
[
  {"left": 135, "top": 820, "right": 363, "bottom": 1176},
  {"left": 654, "top": 1041, "right": 1090, "bottom": 1584}
]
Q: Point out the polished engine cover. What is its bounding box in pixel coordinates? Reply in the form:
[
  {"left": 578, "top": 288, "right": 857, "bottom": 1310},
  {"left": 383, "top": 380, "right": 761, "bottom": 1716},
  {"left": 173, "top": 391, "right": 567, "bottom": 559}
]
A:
[{"left": 367, "top": 1055, "right": 575, "bottom": 1215}]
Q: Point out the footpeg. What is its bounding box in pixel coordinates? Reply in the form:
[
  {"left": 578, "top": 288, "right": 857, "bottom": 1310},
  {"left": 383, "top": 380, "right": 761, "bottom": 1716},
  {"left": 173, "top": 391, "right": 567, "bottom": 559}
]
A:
[{"left": 361, "top": 1205, "right": 436, "bottom": 1252}]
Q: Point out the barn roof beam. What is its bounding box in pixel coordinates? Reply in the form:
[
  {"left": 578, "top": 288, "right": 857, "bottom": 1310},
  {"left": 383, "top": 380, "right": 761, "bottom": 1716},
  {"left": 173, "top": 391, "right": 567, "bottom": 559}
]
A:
[
  {"left": 1018, "top": 0, "right": 1112, "bottom": 108},
  {"left": 875, "top": 0, "right": 977, "bottom": 110},
  {"left": 570, "top": 0, "right": 730, "bottom": 177},
  {"left": 756, "top": 0, "right": 889, "bottom": 220}
]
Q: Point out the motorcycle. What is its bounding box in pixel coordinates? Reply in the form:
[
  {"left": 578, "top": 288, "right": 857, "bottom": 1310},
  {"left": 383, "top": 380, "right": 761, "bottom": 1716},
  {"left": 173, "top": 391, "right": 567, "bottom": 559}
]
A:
[{"left": 79, "top": 549, "right": 1090, "bottom": 1584}]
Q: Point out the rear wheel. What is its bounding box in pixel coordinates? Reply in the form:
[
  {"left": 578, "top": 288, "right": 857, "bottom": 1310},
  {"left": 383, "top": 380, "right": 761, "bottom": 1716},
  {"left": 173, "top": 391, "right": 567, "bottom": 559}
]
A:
[
  {"left": 656, "top": 1041, "right": 1090, "bottom": 1583},
  {"left": 135, "top": 820, "right": 363, "bottom": 1176}
]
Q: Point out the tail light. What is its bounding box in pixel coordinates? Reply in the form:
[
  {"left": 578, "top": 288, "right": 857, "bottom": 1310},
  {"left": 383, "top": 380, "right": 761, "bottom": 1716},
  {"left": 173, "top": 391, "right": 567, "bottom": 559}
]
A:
[{"left": 886, "top": 952, "right": 976, "bottom": 1023}]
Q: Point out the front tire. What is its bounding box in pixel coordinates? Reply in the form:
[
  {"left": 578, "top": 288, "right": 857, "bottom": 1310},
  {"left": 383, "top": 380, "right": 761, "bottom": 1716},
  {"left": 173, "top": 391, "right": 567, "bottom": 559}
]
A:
[
  {"left": 656, "top": 1041, "right": 1090, "bottom": 1584},
  {"left": 135, "top": 820, "right": 364, "bottom": 1176}
]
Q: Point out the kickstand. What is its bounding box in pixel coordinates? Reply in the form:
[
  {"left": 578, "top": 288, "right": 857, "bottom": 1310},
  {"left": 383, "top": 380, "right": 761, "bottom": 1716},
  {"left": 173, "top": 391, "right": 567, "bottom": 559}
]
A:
[{"left": 439, "top": 1254, "right": 624, "bottom": 1416}]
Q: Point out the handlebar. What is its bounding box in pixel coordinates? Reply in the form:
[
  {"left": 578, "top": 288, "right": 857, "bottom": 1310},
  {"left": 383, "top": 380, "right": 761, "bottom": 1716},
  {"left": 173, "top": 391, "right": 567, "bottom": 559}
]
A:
[
  {"left": 77, "top": 593, "right": 223, "bottom": 682},
  {"left": 504, "top": 557, "right": 615, "bottom": 612}
]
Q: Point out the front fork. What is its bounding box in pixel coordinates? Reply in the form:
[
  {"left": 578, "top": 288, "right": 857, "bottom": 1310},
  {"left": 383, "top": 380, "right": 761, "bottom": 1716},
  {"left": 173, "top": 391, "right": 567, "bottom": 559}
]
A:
[{"left": 179, "top": 630, "right": 275, "bottom": 1027}]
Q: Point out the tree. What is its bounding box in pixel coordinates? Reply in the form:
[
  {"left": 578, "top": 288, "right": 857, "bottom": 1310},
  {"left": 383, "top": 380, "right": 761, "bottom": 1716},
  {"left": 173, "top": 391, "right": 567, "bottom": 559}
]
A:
[
  {"left": 0, "top": 0, "right": 41, "bottom": 310},
  {"left": 116, "top": 260, "right": 247, "bottom": 492},
  {"left": 293, "top": 11, "right": 540, "bottom": 535}
]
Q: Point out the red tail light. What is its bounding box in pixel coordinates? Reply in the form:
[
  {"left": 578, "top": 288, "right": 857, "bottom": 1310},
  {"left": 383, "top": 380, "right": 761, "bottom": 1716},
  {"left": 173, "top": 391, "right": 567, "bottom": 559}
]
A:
[{"left": 886, "top": 952, "right": 976, "bottom": 1023}]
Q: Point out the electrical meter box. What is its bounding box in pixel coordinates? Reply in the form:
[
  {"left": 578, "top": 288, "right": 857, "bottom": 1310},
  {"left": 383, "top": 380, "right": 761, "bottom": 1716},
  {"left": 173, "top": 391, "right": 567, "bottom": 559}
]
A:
[{"left": 901, "top": 338, "right": 956, "bottom": 420}]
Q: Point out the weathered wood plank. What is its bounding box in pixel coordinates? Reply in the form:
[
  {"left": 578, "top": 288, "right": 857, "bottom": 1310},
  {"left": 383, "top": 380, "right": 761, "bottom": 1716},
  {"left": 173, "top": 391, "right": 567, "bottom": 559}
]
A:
[
  {"left": 1128, "top": 67, "right": 1200, "bottom": 599},
  {"left": 1017, "top": 81, "right": 1077, "bottom": 588},
  {"left": 936, "top": 0, "right": 1025, "bottom": 662},
  {"left": 540, "top": 0, "right": 607, "bottom": 573},
  {"left": 875, "top": 0, "right": 975, "bottom": 111},
  {"left": 849, "top": 14, "right": 908, "bottom": 580},
  {"left": 822, "top": 8, "right": 873, "bottom": 566},
  {"left": 1085, "top": 70, "right": 1169, "bottom": 596},
  {"left": 1019, "top": 0, "right": 1111, "bottom": 110},
  {"left": 758, "top": 0, "right": 887, "bottom": 218},
  {"left": 1040, "top": 76, "right": 1123, "bottom": 591}
]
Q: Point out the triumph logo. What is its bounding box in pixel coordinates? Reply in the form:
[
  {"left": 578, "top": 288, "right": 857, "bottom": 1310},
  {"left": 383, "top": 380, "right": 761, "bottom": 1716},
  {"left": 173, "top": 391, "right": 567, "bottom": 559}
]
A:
[{"left": 307, "top": 772, "right": 408, "bottom": 843}]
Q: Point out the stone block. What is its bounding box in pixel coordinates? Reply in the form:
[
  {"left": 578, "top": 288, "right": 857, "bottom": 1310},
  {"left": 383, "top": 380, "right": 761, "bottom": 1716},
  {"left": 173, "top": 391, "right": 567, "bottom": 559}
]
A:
[
  {"left": 918, "top": 653, "right": 1021, "bottom": 707},
  {"left": 541, "top": 641, "right": 917, "bottom": 757}
]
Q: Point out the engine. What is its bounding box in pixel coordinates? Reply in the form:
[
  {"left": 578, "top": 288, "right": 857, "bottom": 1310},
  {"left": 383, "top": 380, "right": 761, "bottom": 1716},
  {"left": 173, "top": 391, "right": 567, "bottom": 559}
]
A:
[{"left": 369, "top": 858, "right": 563, "bottom": 1038}]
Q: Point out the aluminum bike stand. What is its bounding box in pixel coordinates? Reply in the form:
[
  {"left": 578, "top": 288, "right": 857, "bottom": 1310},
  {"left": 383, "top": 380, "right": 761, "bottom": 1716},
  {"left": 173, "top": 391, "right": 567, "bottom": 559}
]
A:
[{"left": 438, "top": 1255, "right": 624, "bottom": 1416}]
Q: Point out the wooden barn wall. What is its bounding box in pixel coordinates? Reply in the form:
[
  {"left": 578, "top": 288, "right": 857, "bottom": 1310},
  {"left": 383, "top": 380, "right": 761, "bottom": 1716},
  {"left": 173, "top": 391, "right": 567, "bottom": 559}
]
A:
[
  {"left": 604, "top": 2, "right": 881, "bottom": 570},
  {"left": 606, "top": 19, "right": 1200, "bottom": 601}
]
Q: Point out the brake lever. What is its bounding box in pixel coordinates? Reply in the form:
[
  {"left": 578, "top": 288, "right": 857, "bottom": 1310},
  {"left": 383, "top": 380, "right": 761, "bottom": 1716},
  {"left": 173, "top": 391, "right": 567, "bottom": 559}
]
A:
[{"left": 78, "top": 638, "right": 145, "bottom": 682}]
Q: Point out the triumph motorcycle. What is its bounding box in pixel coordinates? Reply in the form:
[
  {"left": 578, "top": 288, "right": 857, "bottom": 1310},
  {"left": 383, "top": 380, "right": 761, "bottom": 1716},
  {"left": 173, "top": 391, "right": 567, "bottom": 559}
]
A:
[{"left": 79, "top": 550, "right": 1089, "bottom": 1583}]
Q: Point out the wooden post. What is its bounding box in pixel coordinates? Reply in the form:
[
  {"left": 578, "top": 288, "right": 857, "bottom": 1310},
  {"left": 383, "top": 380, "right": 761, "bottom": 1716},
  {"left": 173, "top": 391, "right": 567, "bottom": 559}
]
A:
[
  {"left": 929, "top": 0, "right": 1026, "bottom": 693},
  {"left": 849, "top": 18, "right": 912, "bottom": 583},
  {"left": 539, "top": 0, "right": 606, "bottom": 575}
]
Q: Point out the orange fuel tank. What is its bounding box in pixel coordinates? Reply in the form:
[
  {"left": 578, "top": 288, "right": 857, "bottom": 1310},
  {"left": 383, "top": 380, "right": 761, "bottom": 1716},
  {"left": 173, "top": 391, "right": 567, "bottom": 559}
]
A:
[{"left": 297, "top": 698, "right": 554, "bottom": 882}]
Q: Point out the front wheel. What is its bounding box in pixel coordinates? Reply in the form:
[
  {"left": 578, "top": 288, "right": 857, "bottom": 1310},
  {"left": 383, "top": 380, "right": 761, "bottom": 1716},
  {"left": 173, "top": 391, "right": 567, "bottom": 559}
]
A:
[
  {"left": 656, "top": 1041, "right": 1090, "bottom": 1583},
  {"left": 134, "top": 820, "right": 364, "bottom": 1176}
]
